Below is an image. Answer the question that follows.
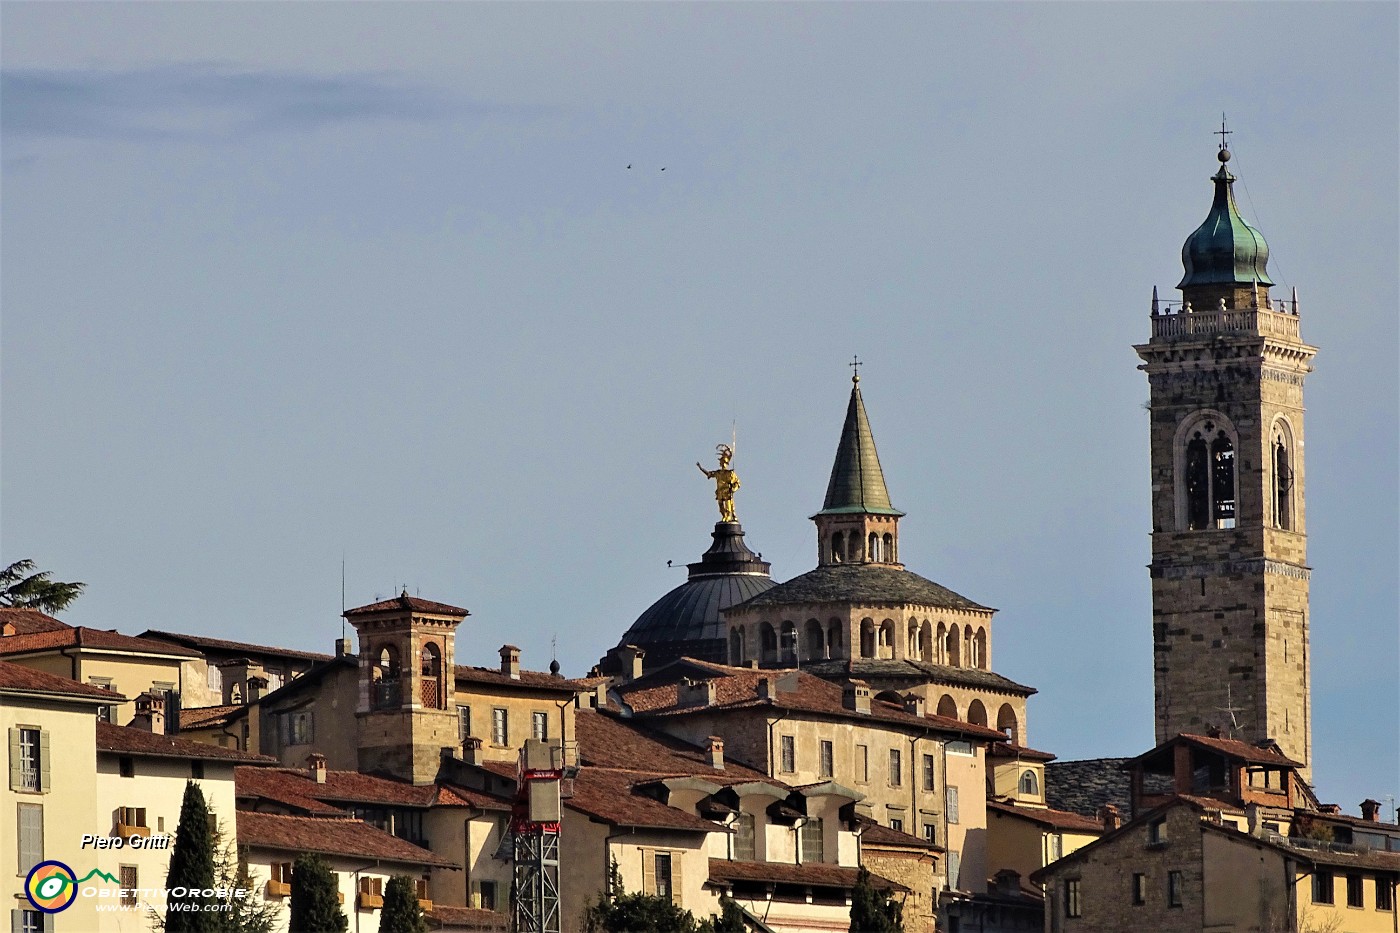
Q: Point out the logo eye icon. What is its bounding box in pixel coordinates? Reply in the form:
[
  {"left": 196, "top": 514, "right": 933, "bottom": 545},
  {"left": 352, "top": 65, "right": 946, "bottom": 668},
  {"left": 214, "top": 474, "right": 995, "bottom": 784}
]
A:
[{"left": 25, "top": 861, "right": 79, "bottom": 913}]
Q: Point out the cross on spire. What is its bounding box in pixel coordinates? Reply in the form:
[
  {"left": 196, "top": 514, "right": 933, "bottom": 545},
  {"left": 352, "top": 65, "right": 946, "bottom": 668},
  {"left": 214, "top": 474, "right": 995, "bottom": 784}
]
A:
[
  {"left": 849, "top": 355, "right": 862, "bottom": 384},
  {"left": 1215, "top": 113, "right": 1232, "bottom": 152}
]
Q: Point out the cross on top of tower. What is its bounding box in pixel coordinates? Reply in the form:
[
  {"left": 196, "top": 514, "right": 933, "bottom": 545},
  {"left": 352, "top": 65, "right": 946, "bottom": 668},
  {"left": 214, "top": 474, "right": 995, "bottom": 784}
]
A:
[
  {"left": 1215, "top": 113, "right": 1232, "bottom": 154},
  {"left": 849, "top": 355, "right": 862, "bottom": 384}
]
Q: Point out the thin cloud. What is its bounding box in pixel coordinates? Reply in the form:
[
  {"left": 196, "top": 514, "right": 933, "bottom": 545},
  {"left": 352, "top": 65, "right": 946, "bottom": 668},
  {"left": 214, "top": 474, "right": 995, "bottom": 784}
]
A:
[{"left": 1, "top": 64, "right": 508, "bottom": 142}]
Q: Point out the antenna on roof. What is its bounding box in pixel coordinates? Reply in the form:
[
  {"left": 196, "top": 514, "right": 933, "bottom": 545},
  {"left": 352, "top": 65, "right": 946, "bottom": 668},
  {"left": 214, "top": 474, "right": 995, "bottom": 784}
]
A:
[
  {"left": 1215, "top": 683, "right": 1245, "bottom": 738},
  {"left": 341, "top": 557, "right": 346, "bottom": 639}
]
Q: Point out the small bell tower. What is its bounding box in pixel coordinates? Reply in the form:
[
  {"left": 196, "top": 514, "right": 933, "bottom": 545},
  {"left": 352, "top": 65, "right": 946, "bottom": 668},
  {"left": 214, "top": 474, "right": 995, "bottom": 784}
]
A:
[
  {"left": 1135, "top": 131, "right": 1316, "bottom": 773},
  {"left": 345, "top": 592, "right": 466, "bottom": 784}
]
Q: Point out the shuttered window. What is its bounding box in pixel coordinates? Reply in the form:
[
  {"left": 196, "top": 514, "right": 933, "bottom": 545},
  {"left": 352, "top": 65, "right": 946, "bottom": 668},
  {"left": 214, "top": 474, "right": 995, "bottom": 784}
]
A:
[
  {"left": 641, "top": 850, "right": 681, "bottom": 904},
  {"left": 799, "top": 818, "right": 824, "bottom": 863},
  {"left": 945, "top": 786, "right": 960, "bottom": 824},
  {"left": 734, "top": 813, "right": 756, "bottom": 860},
  {"left": 17, "top": 804, "right": 43, "bottom": 874},
  {"left": 8, "top": 728, "right": 49, "bottom": 793},
  {"left": 819, "top": 741, "right": 834, "bottom": 778},
  {"left": 12, "top": 909, "right": 47, "bottom": 933}
]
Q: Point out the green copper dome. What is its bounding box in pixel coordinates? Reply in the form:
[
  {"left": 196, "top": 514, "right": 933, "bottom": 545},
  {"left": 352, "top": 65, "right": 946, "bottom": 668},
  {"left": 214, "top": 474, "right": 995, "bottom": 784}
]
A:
[
  {"left": 813, "top": 377, "right": 904, "bottom": 518},
  {"left": 1178, "top": 151, "right": 1274, "bottom": 289}
]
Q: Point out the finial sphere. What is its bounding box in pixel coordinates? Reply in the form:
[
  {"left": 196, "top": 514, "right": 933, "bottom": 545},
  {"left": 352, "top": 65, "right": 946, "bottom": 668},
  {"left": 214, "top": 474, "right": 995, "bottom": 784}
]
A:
[{"left": 1218, "top": 148, "right": 1231, "bottom": 163}]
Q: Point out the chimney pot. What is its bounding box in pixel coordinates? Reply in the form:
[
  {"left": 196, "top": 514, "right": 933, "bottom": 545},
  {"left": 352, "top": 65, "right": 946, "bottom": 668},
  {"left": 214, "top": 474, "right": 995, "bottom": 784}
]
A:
[
  {"left": 707, "top": 736, "right": 725, "bottom": 771},
  {"left": 1098, "top": 803, "right": 1121, "bottom": 832},
  {"left": 616, "top": 645, "right": 645, "bottom": 682},
  {"left": 500, "top": 645, "right": 521, "bottom": 680},
  {"left": 462, "top": 736, "right": 484, "bottom": 767},
  {"left": 842, "top": 679, "right": 871, "bottom": 715},
  {"left": 902, "top": 693, "right": 926, "bottom": 717},
  {"left": 334, "top": 637, "right": 354, "bottom": 658},
  {"left": 306, "top": 753, "right": 327, "bottom": 784},
  {"left": 1361, "top": 799, "right": 1382, "bottom": 822}
]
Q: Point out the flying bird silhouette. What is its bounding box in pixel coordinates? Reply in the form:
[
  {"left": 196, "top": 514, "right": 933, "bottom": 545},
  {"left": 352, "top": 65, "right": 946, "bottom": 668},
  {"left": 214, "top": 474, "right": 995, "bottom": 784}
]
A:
[{"left": 626, "top": 164, "right": 632, "bottom": 169}]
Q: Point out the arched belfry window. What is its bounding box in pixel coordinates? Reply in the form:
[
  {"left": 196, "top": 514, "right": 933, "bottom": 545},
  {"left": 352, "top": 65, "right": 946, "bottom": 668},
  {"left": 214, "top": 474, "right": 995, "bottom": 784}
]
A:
[
  {"left": 868, "top": 532, "right": 881, "bottom": 562},
  {"left": 420, "top": 643, "right": 443, "bottom": 709},
  {"left": 1019, "top": 770, "right": 1039, "bottom": 796},
  {"left": 729, "top": 629, "right": 744, "bottom": 665},
  {"left": 1272, "top": 424, "right": 1294, "bottom": 530},
  {"left": 882, "top": 533, "right": 894, "bottom": 563},
  {"left": 1183, "top": 418, "right": 1236, "bottom": 530},
  {"left": 830, "top": 533, "right": 845, "bottom": 563}
]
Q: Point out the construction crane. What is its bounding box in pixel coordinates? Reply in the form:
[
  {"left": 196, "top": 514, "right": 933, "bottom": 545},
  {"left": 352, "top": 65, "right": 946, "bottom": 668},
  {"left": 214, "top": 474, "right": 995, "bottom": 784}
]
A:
[{"left": 510, "top": 737, "right": 575, "bottom": 933}]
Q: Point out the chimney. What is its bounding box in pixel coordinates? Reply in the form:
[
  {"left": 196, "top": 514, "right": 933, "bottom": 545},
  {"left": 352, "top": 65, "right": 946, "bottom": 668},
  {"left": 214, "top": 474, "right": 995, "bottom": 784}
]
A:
[
  {"left": 1098, "top": 803, "right": 1121, "bottom": 832},
  {"left": 1319, "top": 803, "right": 1342, "bottom": 815},
  {"left": 757, "top": 677, "right": 775, "bottom": 701},
  {"left": 334, "top": 637, "right": 354, "bottom": 658},
  {"left": 131, "top": 692, "right": 167, "bottom": 734},
  {"left": 246, "top": 675, "right": 268, "bottom": 703},
  {"left": 618, "top": 645, "right": 645, "bottom": 681},
  {"left": 842, "top": 679, "right": 871, "bottom": 715},
  {"left": 707, "top": 736, "right": 725, "bottom": 771},
  {"left": 902, "top": 693, "right": 926, "bottom": 717},
  {"left": 679, "top": 678, "right": 717, "bottom": 708},
  {"left": 500, "top": 645, "right": 521, "bottom": 680},
  {"left": 306, "top": 753, "right": 327, "bottom": 784},
  {"left": 1361, "top": 799, "right": 1382, "bottom": 822},
  {"left": 462, "top": 736, "right": 485, "bottom": 767}
]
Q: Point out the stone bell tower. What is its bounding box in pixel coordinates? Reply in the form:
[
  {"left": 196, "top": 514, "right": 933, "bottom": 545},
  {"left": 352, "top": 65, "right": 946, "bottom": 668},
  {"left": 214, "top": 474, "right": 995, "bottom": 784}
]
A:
[
  {"left": 345, "top": 592, "right": 466, "bottom": 784},
  {"left": 1134, "top": 139, "right": 1316, "bottom": 774}
]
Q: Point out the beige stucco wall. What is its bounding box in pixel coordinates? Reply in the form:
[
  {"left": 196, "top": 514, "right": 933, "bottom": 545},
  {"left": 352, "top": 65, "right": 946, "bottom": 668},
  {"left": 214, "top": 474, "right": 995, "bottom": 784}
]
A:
[
  {"left": 259, "top": 664, "right": 358, "bottom": 769},
  {"left": 9, "top": 651, "right": 185, "bottom": 728},
  {"left": 944, "top": 744, "right": 987, "bottom": 893},
  {"left": 242, "top": 847, "right": 436, "bottom": 933},
  {"left": 422, "top": 806, "right": 511, "bottom": 912},
  {"left": 453, "top": 683, "right": 577, "bottom": 764},
  {"left": 2, "top": 697, "right": 103, "bottom": 933}
]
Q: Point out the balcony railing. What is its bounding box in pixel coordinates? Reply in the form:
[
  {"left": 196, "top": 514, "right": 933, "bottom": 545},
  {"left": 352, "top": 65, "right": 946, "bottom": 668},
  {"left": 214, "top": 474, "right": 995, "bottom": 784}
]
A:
[
  {"left": 373, "top": 680, "right": 402, "bottom": 710},
  {"left": 1150, "top": 307, "right": 1301, "bottom": 341}
]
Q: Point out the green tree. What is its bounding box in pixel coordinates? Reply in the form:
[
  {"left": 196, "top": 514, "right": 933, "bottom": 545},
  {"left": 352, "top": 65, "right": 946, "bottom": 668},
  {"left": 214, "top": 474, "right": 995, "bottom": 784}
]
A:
[
  {"left": 165, "top": 781, "right": 217, "bottom": 933},
  {"left": 379, "top": 876, "right": 427, "bottom": 933},
  {"left": 849, "top": 867, "right": 903, "bottom": 933},
  {"left": 0, "top": 559, "right": 84, "bottom": 613},
  {"left": 582, "top": 859, "right": 712, "bottom": 933},
  {"left": 212, "top": 824, "right": 278, "bottom": 933},
  {"left": 711, "top": 897, "right": 747, "bottom": 933},
  {"left": 289, "top": 854, "right": 348, "bottom": 933}
]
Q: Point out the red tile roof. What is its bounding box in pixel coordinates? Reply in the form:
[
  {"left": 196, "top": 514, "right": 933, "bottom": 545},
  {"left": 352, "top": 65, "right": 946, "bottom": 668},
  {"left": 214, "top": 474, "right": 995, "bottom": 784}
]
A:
[
  {"left": 618, "top": 660, "right": 1007, "bottom": 741},
  {"left": 179, "top": 705, "right": 246, "bottom": 730},
  {"left": 97, "top": 722, "right": 276, "bottom": 763},
  {"left": 859, "top": 820, "right": 943, "bottom": 852},
  {"left": 0, "top": 608, "right": 72, "bottom": 634},
  {"left": 575, "top": 709, "right": 773, "bottom": 783},
  {"left": 139, "top": 630, "right": 333, "bottom": 663},
  {"left": 566, "top": 767, "right": 720, "bottom": 831},
  {"left": 236, "top": 811, "right": 456, "bottom": 867},
  {"left": 988, "top": 742, "right": 1057, "bottom": 762},
  {"left": 987, "top": 800, "right": 1105, "bottom": 833},
  {"left": 425, "top": 905, "right": 508, "bottom": 931},
  {"left": 344, "top": 594, "right": 469, "bottom": 617},
  {"left": 454, "top": 664, "right": 587, "bottom": 693},
  {"left": 0, "top": 659, "right": 125, "bottom": 701},
  {"left": 0, "top": 626, "right": 201, "bottom": 658},
  {"left": 235, "top": 766, "right": 511, "bottom": 815},
  {"left": 1128, "top": 733, "right": 1304, "bottom": 769},
  {"left": 708, "top": 859, "right": 907, "bottom": 892}
]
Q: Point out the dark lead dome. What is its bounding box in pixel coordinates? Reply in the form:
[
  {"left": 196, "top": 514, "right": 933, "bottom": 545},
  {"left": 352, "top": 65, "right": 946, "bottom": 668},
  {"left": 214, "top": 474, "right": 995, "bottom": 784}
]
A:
[
  {"left": 1179, "top": 155, "right": 1274, "bottom": 289},
  {"left": 614, "top": 521, "right": 774, "bottom": 669}
]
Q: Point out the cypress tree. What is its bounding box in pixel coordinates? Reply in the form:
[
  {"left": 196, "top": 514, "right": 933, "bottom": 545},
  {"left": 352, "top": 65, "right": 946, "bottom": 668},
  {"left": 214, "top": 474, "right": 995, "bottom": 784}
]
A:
[
  {"left": 166, "top": 780, "right": 217, "bottom": 933},
  {"left": 849, "top": 867, "right": 903, "bottom": 933},
  {"left": 380, "top": 876, "right": 427, "bottom": 933},
  {"left": 289, "top": 854, "right": 348, "bottom": 933},
  {"left": 711, "top": 897, "right": 747, "bottom": 933}
]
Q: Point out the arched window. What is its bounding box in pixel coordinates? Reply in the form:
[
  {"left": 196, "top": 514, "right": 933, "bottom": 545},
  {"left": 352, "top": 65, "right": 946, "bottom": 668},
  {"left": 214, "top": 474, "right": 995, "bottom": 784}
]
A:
[
  {"left": 936, "top": 695, "right": 958, "bottom": 719},
  {"left": 967, "top": 699, "right": 988, "bottom": 727},
  {"left": 847, "top": 531, "right": 863, "bottom": 562},
  {"left": 1019, "top": 770, "right": 1039, "bottom": 796},
  {"left": 860, "top": 619, "right": 876, "bottom": 659},
  {"left": 420, "top": 643, "right": 443, "bottom": 709},
  {"left": 1272, "top": 423, "right": 1294, "bottom": 530},
  {"left": 729, "top": 629, "right": 744, "bottom": 665},
  {"left": 760, "top": 623, "right": 778, "bottom": 665},
  {"left": 974, "top": 629, "right": 988, "bottom": 670},
  {"left": 1183, "top": 418, "right": 1237, "bottom": 530},
  {"left": 882, "top": 533, "right": 894, "bottom": 563},
  {"left": 997, "top": 704, "right": 1020, "bottom": 744},
  {"left": 907, "top": 620, "right": 920, "bottom": 658},
  {"left": 805, "top": 620, "right": 826, "bottom": 661},
  {"left": 963, "top": 625, "right": 974, "bottom": 667},
  {"left": 945, "top": 626, "right": 961, "bottom": 667},
  {"left": 827, "top": 619, "right": 843, "bottom": 655},
  {"left": 830, "top": 533, "right": 845, "bottom": 563},
  {"left": 919, "top": 622, "right": 933, "bottom": 662},
  {"left": 780, "top": 622, "right": 798, "bottom": 665},
  {"left": 868, "top": 532, "right": 880, "bottom": 562},
  {"left": 375, "top": 646, "right": 402, "bottom": 709}
]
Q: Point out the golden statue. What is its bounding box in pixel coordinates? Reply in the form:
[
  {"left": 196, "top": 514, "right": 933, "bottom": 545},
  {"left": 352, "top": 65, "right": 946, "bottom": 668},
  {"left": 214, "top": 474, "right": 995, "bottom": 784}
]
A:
[{"left": 697, "top": 444, "right": 740, "bottom": 523}]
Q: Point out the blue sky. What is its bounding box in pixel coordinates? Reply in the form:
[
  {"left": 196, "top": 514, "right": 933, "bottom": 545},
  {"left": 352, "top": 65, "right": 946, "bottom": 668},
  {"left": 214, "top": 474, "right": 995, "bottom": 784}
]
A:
[{"left": 2, "top": 3, "right": 1395, "bottom": 815}]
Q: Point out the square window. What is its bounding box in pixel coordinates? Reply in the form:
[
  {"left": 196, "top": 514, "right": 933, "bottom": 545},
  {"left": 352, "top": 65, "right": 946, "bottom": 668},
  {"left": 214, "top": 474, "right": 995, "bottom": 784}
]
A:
[
  {"left": 1147, "top": 818, "right": 1167, "bottom": 846},
  {"left": 889, "top": 817, "right": 903, "bottom": 832},
  {"left": 922, "top": 823, "right": 936, "bottom": 844}
]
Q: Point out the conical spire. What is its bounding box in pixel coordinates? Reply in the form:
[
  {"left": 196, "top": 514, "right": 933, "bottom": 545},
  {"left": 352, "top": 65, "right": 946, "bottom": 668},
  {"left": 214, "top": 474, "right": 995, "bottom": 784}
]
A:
[
  {"left": 1178, "top": 147, "right": 1273, "bottom": 289},
  {"left": 815, "top": 374, "right": 904, "bottom": 517}
]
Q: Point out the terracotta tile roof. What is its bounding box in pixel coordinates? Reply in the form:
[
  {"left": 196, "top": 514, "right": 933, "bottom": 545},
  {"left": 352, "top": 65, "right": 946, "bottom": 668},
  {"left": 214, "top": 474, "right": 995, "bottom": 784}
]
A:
[
  {"left": 425, "top": 905, "right": 508, "bottom": 931},
  {"left": 576, "top": 709, "right": 772, "bottom": 782},
  {"left": 0, "top": 607, "right": 72, "bottom": 634},
  {"left": 454, "top": 664, "right": 587, "bottom": 693},
  {"left": 565, "top": 768, "right": 721, "bottom": 832},
  {"left": 179, "top": 705, "right": 246, "bottom": 730},
  {"left": 1173, "top": 794, "right": 1246, "bottom": 815},
  {"left": 1199, "top": 820, "right": 1400, "bottom": 873},
  {"left": 1128, "top": 733, "right": 1304, "bottom": 769},
  {"left": 344, "top": 594, "right": 469, "bottom": 617},
  {"left": 236, "top": 811, "right": 456, "bottom": 867},
  {"left": 988, "top": 742, "right": 1057, "bottom": 762},
  {"left": 859, "top": 819, "right": 943, "bottom": 851},
  {"left": 0, "top": 659, "right": 125, "bottom": 700},
  {"left": 139, "top": 629, "right": 332, "bottom": 663},
  {"left": 236, "top": 766, "right": 509, "bottom": 812},
  {"left": 97, "top": 722, "right": 276, "bottom": 763},
  {"left": 708, "top": 858, "right": 908, "bottom": 892},
  {"left": 0, "top": 626, "right": 201, "bottom": 658},
  {"left": 987, "top": 800, "right": 1105, "bottom": 833},
  {"left": 618, "top": 660, "right": 1007, "bottom": 741}
]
